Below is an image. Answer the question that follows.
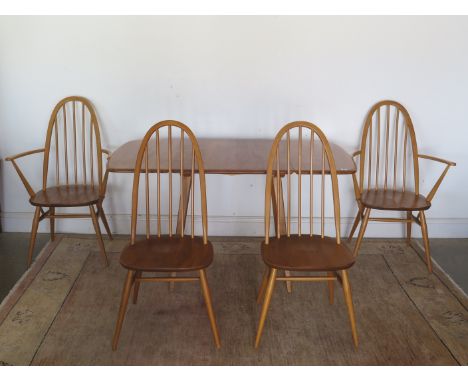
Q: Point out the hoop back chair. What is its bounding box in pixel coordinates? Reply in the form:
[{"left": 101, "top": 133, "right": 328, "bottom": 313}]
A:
[
  {"left": 255, "top": 121, "right": 358, "bottom": 348},
  {"left": 6, "top": 96, "right": 112, "bottom": 267},
  {"left": 348, "top": 101, "right": 456, "bottom": 272},
  {"left": 112, "top": 120, "right": 221, "bottom": 350}
]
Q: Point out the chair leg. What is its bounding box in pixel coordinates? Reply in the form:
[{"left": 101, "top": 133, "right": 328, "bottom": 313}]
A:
[
  {"left": 352, "top": 208, "right": 371, "bottom": 258},
  {"left": 255, "top": 268, "right": 277, "bottom": 349},
  {"left": 419, "top": 211, "right": 433, "bottom": 273},
  {"left": 98, "top": 202, "right": 113, "bottom": 240},
  {"left": 112, "top": 270, "right": 135, "bottom": 351},
  {"left": 284, "top": 270, "right": 292, "bottom": 293},
  {"left": 327, "top": 271, "right": 334, "bottom": 304},
  {"left": 27, "top": 207, "right": 41, "bottom": 268},
  {"left": 132, "top": 271, "right": 142, "bottom": 304},
  {"left": 169, "top": 272, "right": 176, "bottom": 291},
  {"left": 348, "top": 205, "right": 363, "bottom": 241},
  {"left": 406, "top": 211, "right": 412, "bottom": 245},
  {"left": 341, "top": 270, "right": 358, "bottom": 348},
  {"left": 49, "top": 207, "right": 55, "bottom": 241},
  {"left": 257, "top": 266, "right": 270, "bottom": 304},
  {"left": 89, "top": 205, "right": 109, "bottom": 267},
  {"left": 199, "top": 269, "right": 221, "bottom": 349}
]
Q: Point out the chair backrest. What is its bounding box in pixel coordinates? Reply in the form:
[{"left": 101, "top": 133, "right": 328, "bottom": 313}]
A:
[
  {"left": 42, "top": 96, "right": 104, "bottom": 191},
  {"left": 357, "top": 100, "right": 420, "bottom": 194},
  {"left": 264, "top": 121, "right": 341, "bottom": 244},
  {"left": 130, "top": 120, "right": 208, "bottom": 245}
]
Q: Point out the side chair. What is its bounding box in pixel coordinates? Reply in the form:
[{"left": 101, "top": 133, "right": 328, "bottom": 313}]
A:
[
  {"left": 255, "top": 121, "right": 358, "bottom": 349},
  {"left": 6, "top": 96, "right": 112, "bottom": 267},
  {"left": 348, "top": 100, "right": 456, "bottom": 272},
  {"left": 112, "top": 120, "right": 221, "bottom": 350}
]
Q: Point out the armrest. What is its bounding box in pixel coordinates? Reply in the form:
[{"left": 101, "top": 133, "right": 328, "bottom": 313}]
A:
[
  {"left": 6, "top": 148, "right": 44, "bottom": 197},
  {"left": 352, "top": 150, "right": 361, "bottom": 158},
  {"left": 102, "top": 148, "right": 111, "bottom": 157},
  {"left": 418, "top": 153, "right": 456, "bottom": 203},
  {"left": 418, "top": 154, "right": 456, "bottom": 167},
  {"left": 5, "top": 148, "right": 45, "bottom": 162}
]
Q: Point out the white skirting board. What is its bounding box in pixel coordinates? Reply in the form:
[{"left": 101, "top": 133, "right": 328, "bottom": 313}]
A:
[{"left": 1, "top": 211, "right": 468, "bottom": 238}]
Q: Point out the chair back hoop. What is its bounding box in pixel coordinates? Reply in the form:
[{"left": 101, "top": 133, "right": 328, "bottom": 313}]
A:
[
  {"left": 42, "top": 96, "right": 103, "bottom": 192},
  {"left": 358, "top": 100, "right": 419, "bottom": 195},
  {"left": 264, "top": 121, "right": 341, "bottom": 245},
  {"left": 130, "top": 120, "right": 208, "bottom": 245}
]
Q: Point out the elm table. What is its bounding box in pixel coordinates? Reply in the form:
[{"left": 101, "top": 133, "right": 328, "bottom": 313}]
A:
[{"left": 105, "top": 137, "right": 356, "bottom": 235}]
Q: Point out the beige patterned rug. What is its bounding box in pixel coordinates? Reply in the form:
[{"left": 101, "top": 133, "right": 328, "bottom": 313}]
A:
[{"left": 0, "top": 235, "right": 466, "bottom": 365}]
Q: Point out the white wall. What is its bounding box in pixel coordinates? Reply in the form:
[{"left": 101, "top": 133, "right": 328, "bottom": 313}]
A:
[{"left": 1, "top": 16, "right": 467, "bottom": 237}]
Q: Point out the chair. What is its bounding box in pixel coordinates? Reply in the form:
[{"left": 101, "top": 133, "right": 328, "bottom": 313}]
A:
[
  {"left": 348, "top": 100, "right": 456, "bottom": 272},
  {"left": 6, "top": 96, "right": 112, "bottom": 267},
  {"left": 112, "top": 120, "right": 221, "bottom": 350},
  {"left": 255, "top": 121, "right": 358, "bottom": 348}
]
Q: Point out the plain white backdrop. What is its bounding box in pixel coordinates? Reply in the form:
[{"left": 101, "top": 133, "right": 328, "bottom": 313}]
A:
[{"left": 0, "top": 16, "right": 466, "bottom": 237}]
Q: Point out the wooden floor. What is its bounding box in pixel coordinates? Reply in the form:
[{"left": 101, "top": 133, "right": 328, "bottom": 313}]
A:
[{"left": 0, "top": 235, "right": 466, "bottom": 365}]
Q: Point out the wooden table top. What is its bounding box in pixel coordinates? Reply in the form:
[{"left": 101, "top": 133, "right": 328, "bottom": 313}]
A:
[{"left": 107, "top": 138, "right": 356, "bottom": 175}]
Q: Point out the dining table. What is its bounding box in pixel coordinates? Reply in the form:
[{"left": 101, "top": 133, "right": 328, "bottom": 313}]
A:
[{"left": 105, "top": 137, "right": 356, "bottom": 236}]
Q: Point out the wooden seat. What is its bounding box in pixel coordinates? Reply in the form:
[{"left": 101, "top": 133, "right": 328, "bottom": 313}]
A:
[
  {"left": 348, "top": 100, "right": 456, "bottom": 273},
  {"left": 262, "top": 235, "right": 354, "bottom": 272},
  {"left": 120, "top": 236, "right": 213, "bottom": 272},
  {"left": 360, "top": 190, "right": 430, "bottom": 211},
  {"left": 30, "top": 185, "right": 101, "bottom": 207},
  {"left": 255, "top": 121, "right": 359, "bottom": 349},
  {"left": 112, "top": 120, "right": 221, "bottom": 351},
  {"left": 6, "top": 96, "right": 112, "bottom": 267}
]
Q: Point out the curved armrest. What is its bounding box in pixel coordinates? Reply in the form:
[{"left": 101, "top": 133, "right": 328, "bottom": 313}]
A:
[
  {"left": 6, "top": 148, "right": 45, "bottom": 197},
  {"left": 5, "top": 148, "right": 45, "bottom": 162},
  {"left": 102, "top": 148, "right": 111, "bottom": 157},
  {"left": 418, "top": 153, "right": 456, "bottom": 203},
  {"left": 418, "top": 154, "right": 456, "bottom": 167}
]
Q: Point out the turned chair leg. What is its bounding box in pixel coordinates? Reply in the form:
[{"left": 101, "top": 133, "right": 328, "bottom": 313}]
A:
[
  {"left": 112, "top": 270, "right": 135, "bottom": 351},
  {"left": 255, "top": 268, "right": 277, "bottom": 349},
  {"left": 89, "top": 205, "right": 109, "bottom": 267},
  {"left": 406, "top": 211, "right": 412, "bottom": 245},
  {"left": 132, "top": 271, "right": 142, "bottom": 304},
  {"left": 199, "top": 269, "right": 221, "bottom": 348},
  {"left": 49, "top": 207, "right": 55, "bottom": 241},
  {"left": 327, "top": 271, "right": 334, "bottom": 304},
  {"left": 257, "top": 266, "right": 270, "bottom": 305},
  {"left": 27, "top": 207, "right": 41, "bottom": 268},
  {"left": 341, "top": 270, "right": 358, "bottom": 348},
  {"left": 419, "top": 211, "right": 433, "bottom": 273},
  {"left": 352, "top": 208, "right": 371, "bottom": 258}
]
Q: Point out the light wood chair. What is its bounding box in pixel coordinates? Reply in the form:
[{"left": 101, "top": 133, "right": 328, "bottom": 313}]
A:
[
  {"left": 6, "top": 96, "right": 112, "bottom": 267},
  {"left": 255, "top": 121, "right": 358, "bottom": 349},
  {"left": 112, "top": 120, "right": 220, "bottom": 350},
  {"left": 348, "top": 100, "right": 456, "bottom": 273}
]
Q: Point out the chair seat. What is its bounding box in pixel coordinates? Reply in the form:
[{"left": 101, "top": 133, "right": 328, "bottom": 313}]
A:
[
  {"left": 30, "top": 185, "right": 101, "bottom": 207},
  {"left": 120, "top": 236, "right": 213, "bottom": 272},
  {"left": 360, "top": 189, "right": 430, "bottom": 211},
  {"left": 261, "top": 235, "right": 354, "bottom": 271}
]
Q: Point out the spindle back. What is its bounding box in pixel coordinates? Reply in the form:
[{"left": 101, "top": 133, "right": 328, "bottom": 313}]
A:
[
  {"left": 358, "top": 100, "right": 420, "bottom": 194},
  {"left": 264, "top": 121, "right": 341, "bottom": 244},
  {"left": 42, "top": 96, "right": 104, "bottom": 191},
  {"left": 130, "top": 120, "right": 208, "bottom": 245}
]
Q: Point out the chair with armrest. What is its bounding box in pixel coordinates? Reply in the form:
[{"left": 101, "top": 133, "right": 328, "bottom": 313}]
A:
[
  {"left": 6, "top": 96, "right": 112, "bottom": 267},
  {"left": 348, "top": 100, "right": 456, "bottom": 272}
]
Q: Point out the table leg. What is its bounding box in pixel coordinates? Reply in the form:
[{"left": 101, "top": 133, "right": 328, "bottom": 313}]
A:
[{"left": 170, "top": 175, "right": 192, "bottom": 290}]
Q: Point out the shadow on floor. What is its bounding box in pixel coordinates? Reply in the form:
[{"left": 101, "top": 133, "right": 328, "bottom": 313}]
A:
[{"left": 0, "top": 233, "right": 49, "bottom": 302}]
